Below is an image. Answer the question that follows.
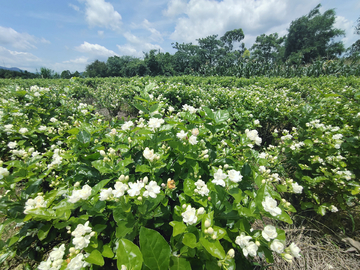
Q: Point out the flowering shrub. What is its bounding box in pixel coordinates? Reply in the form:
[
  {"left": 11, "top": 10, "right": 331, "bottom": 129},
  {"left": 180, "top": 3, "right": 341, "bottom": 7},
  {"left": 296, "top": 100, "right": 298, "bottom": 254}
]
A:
[{"left": 0, "top": 82, "right": 309, "bottom": 269}]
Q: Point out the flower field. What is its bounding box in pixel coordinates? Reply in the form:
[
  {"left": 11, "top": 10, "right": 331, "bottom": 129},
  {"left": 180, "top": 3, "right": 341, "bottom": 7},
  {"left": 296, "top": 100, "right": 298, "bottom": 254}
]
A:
[{"left": 0, "top": 76, "right": 359, "bottom": 269}]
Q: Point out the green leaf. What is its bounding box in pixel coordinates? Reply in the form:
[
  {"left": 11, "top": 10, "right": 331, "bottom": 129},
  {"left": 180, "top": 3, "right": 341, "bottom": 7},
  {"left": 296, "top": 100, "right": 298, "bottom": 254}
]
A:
[
  {"left": 140, "top": 227, "right": 171, "bottom": 270},
  {"left": 91, "top": 160, "right": 113, "bottom": 174},
  {"left": 169, "top": 221, "right": 187, "bottom": 237},
  {"left": 214, "top": 110, "right": 230, "bottom": 124},
  {"left": 77, "top": 130, "right": 91, "bottom": 145},
  {"left": 102, "top": 244, "right": 114, "bottom": 258},
  {"left": 136, "top": 164, "right": 151, "bottom": 173},
  {"left": 117, "top": 239, "right": 143, "bottom": 270},
  {"left": 38, "top": 223, "right": 52, "bottom": 241},
  {"left": 85, "top": 249, "right": 104, "bottom": 266},
  {"left": 199, "top": 237, "right": 226, "bottom": 259},
  {"left": 182, "top": 233, "right": 197, "bottom": 248},
  {"left": 169, "top": 256, "right": 191, "bottom": 270}
]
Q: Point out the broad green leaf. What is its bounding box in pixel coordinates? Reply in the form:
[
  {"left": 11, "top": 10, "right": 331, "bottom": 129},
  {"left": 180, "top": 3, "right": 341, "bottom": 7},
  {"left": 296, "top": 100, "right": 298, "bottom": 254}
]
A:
[
  {"left": 170, "top": 221, "right": 187, "bottom": 237},
  {"left": 199, "top": 237, "right": 226, "bottom": 259},
  {"left": 91, "top": 160, "right": 113, "bottom": 174},
  {"left": 102, "top": 244, "right": 114, "bottom": 258},
  {"left": 140, "top": 227, "right": 171, "bottom": 270},
  {"left": 136, "top": 164, "right": 151, "bottom": 173},
  {"left": 182, "top": 233, "right": 197, "bottom": 248},
  {"left": 169, "top": 256, "right": 191, "bottom": 270},
  {"left": 117, "top": 239, "right": 143, "bottom": 270},
  {"left": 77, "top": 130, "right": 91, "bottom": 145},
  {"left": 38, "top": 223, "right": 52, "bottom": 241},
  {"left": 85, "top": 249, "right": 104, "bottom": 266},
  {"left": 116, "top": 218, "right": 136, "bottom": 238},
  {"left": 214, "top": 110, "right": 230, "bottom": 124}
]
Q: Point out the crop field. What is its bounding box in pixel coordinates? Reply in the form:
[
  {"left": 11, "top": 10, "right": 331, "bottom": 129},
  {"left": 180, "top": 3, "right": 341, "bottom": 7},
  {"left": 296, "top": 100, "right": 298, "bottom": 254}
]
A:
[{"left": 0, "top": 76, "right": 359, "bottom": 269}]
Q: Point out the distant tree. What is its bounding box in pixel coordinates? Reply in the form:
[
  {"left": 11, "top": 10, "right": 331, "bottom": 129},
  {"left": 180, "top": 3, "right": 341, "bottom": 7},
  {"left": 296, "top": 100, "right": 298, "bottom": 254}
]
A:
[
  {"left": 40, "top": 67, "right": 54, "bottom": 79},
  {"left": 72, "top": 71, "right": 81, "bottom": 77},
  {"left": 284, "top": 4, "right": 345, "bottom": 63},
  {"left": 85, "top": 60, "right": 108, "bottom": 77},
  {"left": 220, "top": 28, "right": 245, "bottom": 51},
  {"left": 61, "top": 70, "right": 72, "bottom": 79},
  {"left": 347, "top": 16, "right": 360, "bottom": 58},
  {"left": 356, "top": 16, "right": 360, "bottom": 35},
  {"left": 144, "top": 50, "right": 162, "bottom": 76},
  {"left": 251, "top": 33, "right": 285, "bottom": 63}
]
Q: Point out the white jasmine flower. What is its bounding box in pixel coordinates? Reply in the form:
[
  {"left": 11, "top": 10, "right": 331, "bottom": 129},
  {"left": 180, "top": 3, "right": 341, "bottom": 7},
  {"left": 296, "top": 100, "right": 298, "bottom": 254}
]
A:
[
  {"left": 243, "top": 242, "right": 258, "bottom": 257},
  {"left": 148, "top": 118, "right": 164, "bottom": 129},
  {"left": 24, "top": 195, "right": 46, "bottom": 214},
  {"left": 4, "top": 124, "right": 13, "bottom": 131},
  {"left": 212, "top": 168, "right": 227, "bottom": 187},
  {"left": 38, "top": 244, "right": 65, "bottom": 270},
  {"left": 227, "top": 248, "right": 235, "bottom": 258},
  {"left": 332, "top": 134, "right": 343, "bottom": 140},
  {"left": 68, "top": 184, "right": 92, "bottom": 203},
  {"left": 262, "top": 196, "right": 282, "bottom": 216},
  {"left": 7, "top": 141, "right": 17, "bottom": 149},
  {"left": 168, "top": 106, "right": 174, "bottom": 113},
  {"left": 189, "top": 135, "right": 198, "bottom": 145},
  {"left": 113, "top": 182, "right": 129, "bottom": 197},
  {"left": 121, "top": 121, "right": 134, "bottom": 131},
  {"left": 71, "top": 221, "right": 92, "bottom": 238},
  {"left": 228, "top": 169, "right": 243, "bottom": 183},
  {"left": 191, "top": 128, "right": 199, "bottom": 136},
  {"left": 246, "top": 129, "right": 262, "bottom": 145},
  {"left": 19, "top": 128, "right": 28, "bottom": 134},
  {"left": 66, "top": 253, "right": 90, "bottom": 270},
  {"left": 182, "top": 205, "right": 198, "bottom": 225},
  {"left": 72, "top": 234, "right": 91, "bottom": 250},
  {"left": 127, "top": 181, "right": 144, "bottom": 197},
  {"left": 194, "top": 180, "right": 210, "bottom": 196},
  {"left": 254, "top": 120, "right": 260, "bottom": 125},
  {"left": 262, "top": 225, "right": 277, "bottom": 241},
  {"left": 289, "top": 243, "right": 301, "bottom": 258},
  {"left": 143, "top": 147, "right": 158, "bottom": 162},
  {"left": 50, "top": 117, "right": 57, "bottom": 123},
  {"left": 143, "top": 181, "right": 161, "bottom": 198},
  {"left": 197, "top": 207, "right": 205, "bottom": 215},
  {"left": 38, "top": 125, "right": 47, "bottom": 131},
  {"left": 235, "top": 233, "right": 253, "bottom": 248},
  {"left": 270, "top": 239, "right": 284, "bottom": 254},
  {"left": 176, "top": 130, "right": 187, "bottom": 140},
  {"left": 99, "top": 187, "right": 113, "bottom": 201},
  {"left": 292, "top": 182, "right": 303, "bottom": 194},
  {"left": 0, "top": 167, "right": 9, "bottom": 179},
  {"left": 329, "top": 205, "right": 338, "bottom": 212}
]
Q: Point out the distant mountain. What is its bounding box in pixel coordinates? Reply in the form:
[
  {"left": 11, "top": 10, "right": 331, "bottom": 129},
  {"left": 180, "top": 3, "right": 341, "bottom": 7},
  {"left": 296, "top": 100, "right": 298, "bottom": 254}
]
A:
[{"left": 0, "top": 66, "right": 24, "bottom": 72}]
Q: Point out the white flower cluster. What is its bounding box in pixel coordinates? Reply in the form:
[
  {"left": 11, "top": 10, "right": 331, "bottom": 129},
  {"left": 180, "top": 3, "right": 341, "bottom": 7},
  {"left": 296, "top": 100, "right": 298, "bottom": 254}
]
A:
[
  {"left": 148, "top": 117, "right": 165, "bottom": 129},
  {"left": 235, "top": 233, "right": 258, "bottom": 257},
  {"left": 262, "top": 196, "right": 281, "bottom": 216},
  {"left": 143, "top": 147, "right": 160, "bottom": 162},
  {"left": 121, "top": 120, "right": 134, "bottom": 131},
  {"left": 291, "top": 182, "right": 303, "bottom": 194},
  {"left": 245, "top": 129, "right": 262, "bottom": 146},
  {"left": 68, "top": 184, "right": 92, "bottom": 203},
  {"left": 71, "top": 221, "right": 94, "bottom": 250},
  {"left": 24, "top": 195, "right": 47, "bottom": 214},
  {"left": 182, "top": 104, "right": 197, "bottom": 114},
  {"left": 0, "top": 167, "right": 9, "bottom": 180},
  {"left": 194, "top": 180, "right": 210, "bottom": 196},
  {"left": 66, "top": 253, "right": 90, "bottom": 270},
  {"left": 212, "top": 168, "right": 243, "bottom": 187},
  {"left": 181, "top": 205, "right": 204, "bottom": 225},
  {"left": 336, "top": 170, "right": 352, "bottom": 180},
  {"left": 19, "top": 127, "right": 29, "bottom": 134},
  {"left": 47, "top": 149, "right": 62, "bottom": 169},
  {"left": 289, "top": 141, "right": 304, "bottom": 151},
  {"left": 99, "top": 177, "right": 161, "bottom": 200},
  {"left": 38, "top": 244, "right": 65, "bottom": 270}
]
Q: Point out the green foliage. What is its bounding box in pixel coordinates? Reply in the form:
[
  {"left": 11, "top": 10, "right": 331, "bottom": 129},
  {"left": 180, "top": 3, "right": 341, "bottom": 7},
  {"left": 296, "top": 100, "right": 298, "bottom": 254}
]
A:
[
  {"left": 0, "top": 76, "right": 359, "bottom": 269},
  {"left": 284, "top": 4, "right": 345, "bottom": 63}
]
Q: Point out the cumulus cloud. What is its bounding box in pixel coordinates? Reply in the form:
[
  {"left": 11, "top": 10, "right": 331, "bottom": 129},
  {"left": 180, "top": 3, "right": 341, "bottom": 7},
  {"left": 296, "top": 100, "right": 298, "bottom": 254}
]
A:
[
  {"left": 142, "top": 19, "right": 164, "bottom": 43},
  {"left": 117, "top": 31, "right": 162, "bottom": 57},
  {"left": 334, "top": 15, "right": 357, "bottom": 48},
  {"left": 164, "top": 0, "right": 319, "bottom": 46},
  {"left": 63, "top": 57, "right": 89, "bottom": 64},
  {"left": 75, "top": 41, "right": 118, "bottom": 58},
  {"left": 0, "top": 46, "right": 41, "bottom": 70},
  {"left": 0, "top": 26, "right": 50, "bottom": 50},
  {"left": 80, "top": 0, "right": 122, "bottom": 31}
]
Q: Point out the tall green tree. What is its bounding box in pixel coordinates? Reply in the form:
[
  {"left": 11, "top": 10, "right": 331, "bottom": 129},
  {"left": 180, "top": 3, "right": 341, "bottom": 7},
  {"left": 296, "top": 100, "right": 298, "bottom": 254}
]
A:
[
  {"left": 85, "top": 60, "right": 108, "bottom": 77},
  {"left": 61, "top": 70, "right": 72, "bottom": 79},
  {"left": 284, "top": 4, "right": 345, "bottom": 63},
  {"left": 220, "top": 28, "right": 245, "bottom": 51},
  {"left": 251, "top": 33, "right": 285, "bottom": 63},
  {"left": 40, "top": 67, "right": 54, "bottom": 79}
]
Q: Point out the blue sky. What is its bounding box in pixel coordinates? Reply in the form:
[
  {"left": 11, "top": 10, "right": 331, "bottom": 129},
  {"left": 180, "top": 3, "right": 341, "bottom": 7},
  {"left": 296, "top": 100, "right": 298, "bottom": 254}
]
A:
[{"left": 0, "top": 0, "right": 359, "bottom": 73}]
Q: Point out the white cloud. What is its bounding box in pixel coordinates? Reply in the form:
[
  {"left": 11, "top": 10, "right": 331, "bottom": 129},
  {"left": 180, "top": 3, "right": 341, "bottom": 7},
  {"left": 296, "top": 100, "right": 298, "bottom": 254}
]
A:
[
  {"left": 163, "top": 0, "right": 187, "bottom": 17},
  {"left": 81, "top": 0, "right": 122, "bottom": 31},
  {"left": 63, "top": 57, "right": 89, "bottom": 64},
  {"left": 75, "top": 41, "right": 118, "bottom": 58},
  {"left": 117, "top": 32, "right": 162, "bottom": 57},
  {"left": 69, "top": 3, "right": 80, "bottom": 11},
  {"left": 334, "top": 15, "right": 357, "bottom": 48},
  {"left": 98, "top": 30, "right": 104, "bottom": 37},
  {"left": 0, "top": 46, "right": 41, "bottom": 70},
  {"left": 0, "top": 26, "right": 50, "bottom": 50},
  {"left": 165, "top": 0, "right": 319, "bottom": 46},
  {"left": 142, "top": 19, "right": 164, "bottom": 43}
]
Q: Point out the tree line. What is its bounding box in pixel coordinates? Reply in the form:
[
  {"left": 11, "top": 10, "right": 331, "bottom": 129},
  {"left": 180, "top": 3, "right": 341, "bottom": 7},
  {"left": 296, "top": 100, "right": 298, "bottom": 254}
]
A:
[{"left": 84, "top": 4, "right": 359, "bottom": 78}]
